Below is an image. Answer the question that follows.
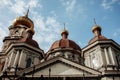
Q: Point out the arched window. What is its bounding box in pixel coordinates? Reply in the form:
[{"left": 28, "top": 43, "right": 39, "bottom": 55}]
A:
[{"left": 26, "top": 58, "right": 31, "bottom": 68}]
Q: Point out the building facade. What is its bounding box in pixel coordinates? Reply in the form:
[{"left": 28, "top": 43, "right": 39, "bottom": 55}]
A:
[{"left": 0, "top": 11, "right": 120, "bottom": 80}]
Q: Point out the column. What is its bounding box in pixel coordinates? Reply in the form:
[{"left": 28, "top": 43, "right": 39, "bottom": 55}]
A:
[
  {"left": 18, "top": 50, "right": 26, "bottom": 68},
  {"left": 13, "top": 50, "right": 20, "bottom": 67},
  {"left": 104, "top": 48, "right": 110, "bottom": 65},
  {"left": 8, "top": 52, "right": 14, "bottom": 67},
  {"left": 99, "top": 50, "right": 105, "bottom": 66},
  {"left": 3, "top": 57, "right": 8, "bottom": 71},
  {"left": 86, "top": 56, "right": 90, "bottom": 67},
  {"left": 18, "top": 51, "right": 23, "bottom": 67},
  {"left": 34, "top": 58, "right": 38, "bottom": 65},
  {"left": 108, "top": 47, "right": 117, "bottom": 65},
  {"left": 89, "top": 55, "right": 92, "bottom": 67}
]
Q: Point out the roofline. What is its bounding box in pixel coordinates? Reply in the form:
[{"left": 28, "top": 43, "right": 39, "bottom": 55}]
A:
[
  {"left": 17, "top": 56, "right": 101, "bottom": 76},
  {"left": 26, "top": 74, "right": 101, "bottom": 77},
  {"left": 82, "top": 39, "right": 120, "bottom": 52},
  {"left": 4, "top": 42, "right": 44, "bottom": 58}
]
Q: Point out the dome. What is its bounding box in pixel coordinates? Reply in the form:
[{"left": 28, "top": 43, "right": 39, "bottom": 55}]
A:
[
  {"left": 48, "top": 39, "right": 81, "bottom": 51},
  {"left": 12, "top": 16, "right": 34, "bottom": 35},
  {"left": 46, "top": 27, "right": 82, "bottom": 64},
  {"left": 12, "top": 9, "right": 34, "bottom": 35},
  {"left": 48, "top": 27, "right": 81, "bottom": 51}
]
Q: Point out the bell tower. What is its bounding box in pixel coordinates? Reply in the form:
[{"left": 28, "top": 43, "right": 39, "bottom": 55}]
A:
[
  {"left": 1, "top": 9, "right": 44, "bottom": 72},
  {"left": 83, "top": 20, "right": 107, "bottom": 69},
  {"left": 83, "top": 19, "right": 120, "bottom": 80}
]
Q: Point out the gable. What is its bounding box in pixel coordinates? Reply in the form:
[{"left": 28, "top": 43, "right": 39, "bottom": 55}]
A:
[
  {"left": 20, "top": 57, "right": 101, "bottom": 78},
  {"left": 33, "top": 62, "right": 89, "bottom": 77}
]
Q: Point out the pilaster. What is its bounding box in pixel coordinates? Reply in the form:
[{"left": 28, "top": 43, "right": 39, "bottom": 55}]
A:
[
  {"left": 13, "top": 50, "right": 20, "bottom": 67},
  {"left": 104, "top": 48, "right": 110, "bottom": 65}
]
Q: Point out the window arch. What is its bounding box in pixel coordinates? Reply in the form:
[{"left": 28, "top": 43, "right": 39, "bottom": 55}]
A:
[{"left": 26, "top": 58, "right": 31, "bottom": 68}]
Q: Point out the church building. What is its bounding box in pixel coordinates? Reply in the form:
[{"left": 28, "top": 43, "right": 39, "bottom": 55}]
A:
[{"left": 0, "top": 10, "right": 120, "bottom": 80}]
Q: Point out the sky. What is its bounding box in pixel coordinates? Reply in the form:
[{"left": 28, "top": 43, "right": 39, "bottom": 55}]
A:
[{"left": 0, "top": 0, "right": 120, "bottom": 52}]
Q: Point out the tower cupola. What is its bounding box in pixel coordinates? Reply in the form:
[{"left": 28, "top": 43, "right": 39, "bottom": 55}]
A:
[
  {"left": 89, "top": 19, "right": 107, "bottom": 44},
  {"left": 12, "top": 9, "right": 34, "bottom": 35},
  {"left": 92, "top": 19, "right": 102, "bottom": 37},
  {"left": 61, "top": 24, "right": 69, "bottom": 39}
]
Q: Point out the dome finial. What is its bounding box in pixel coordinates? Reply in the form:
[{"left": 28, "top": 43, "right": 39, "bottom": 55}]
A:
[
  {"left": 61, "top": 23, "right": 69, "bottom": 39},
  {"left": 89, "top": 20, "right": 107, "bottom": 44},
  {"left": 25, "top": 6, "right": 30, "bottom": 17},
  {"left": 64, "top": 23, "right": 66, "bottom": 30},
  {"left": 94, "top": 18, "right": 97, "bottom": 25},
  {"left": 92, "top": 19, "right": 102, "bottom": 36}
]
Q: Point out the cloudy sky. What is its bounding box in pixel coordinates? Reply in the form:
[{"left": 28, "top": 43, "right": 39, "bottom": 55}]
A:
[{"left": 0, "top": 0, "right": 120, "bottom": 52}]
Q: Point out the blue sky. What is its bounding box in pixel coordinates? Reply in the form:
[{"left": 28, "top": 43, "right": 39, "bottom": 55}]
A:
[{"left": 0, "top": 0, "right": 120, "bottom": 52}]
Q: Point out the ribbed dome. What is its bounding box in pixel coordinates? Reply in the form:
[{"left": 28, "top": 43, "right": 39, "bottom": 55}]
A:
[
  {"left": 48, "top": 39, "right": 81, "bottom": 51},
  {"left": 12, "top": 16, "right": 34, "bottom": 34},
  {"left": 48, "top": 27, "right": 81, "bottom": 51},
  {"left": 12, "top": 9, "right": 34, "bottom": 35}
]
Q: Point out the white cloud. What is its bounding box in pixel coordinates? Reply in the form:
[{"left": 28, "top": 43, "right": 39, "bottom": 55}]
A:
[
  {"left": 0, "top": 0, "right": 25, "bottom": 15},
  {"left": 0, "top": 0, "right": 12, "bottom": 8},
  {"left": 60, "top": 0, "right": 76, "bottom": 13},
  {"left": 50, "top": 11, "right": 57, "bottom": 17},
  {"left": 11, "top": 0, "right": 40, "bottom": 15},
  {"left": 46, "top": 17, "right": 60, "bottom": 33},
  {"left": 33, "top": 14, "right": 61, "bottom": 52},
  {"left": 0, "top": 0, "right": 41, "bottom": 15},
  {"left": 0, "top": 0, "right": 62, "bottom": 52},
  {"left": 0, "top": 23, "right": 8, "bottom": 50},
  {"left": 28, "top": 0, "right": 42, "bottom": 9},
  {"left": 34, "top": 16, "right": 46, "bottom": 31},
  {"left": 0, "top": 0, "right": 57, "bottom": 52},
  {"left": 0, "top": 23, "right": 8, "bottom": 36},
  {"left": 101, "top": 0, "right": 120, "bottom": 10},
  {"left": 10, "top": 0, "right": 26, "bottom": 15},
  {"left": 28, "top": 0, "right": 38, "bottom": 8}
]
